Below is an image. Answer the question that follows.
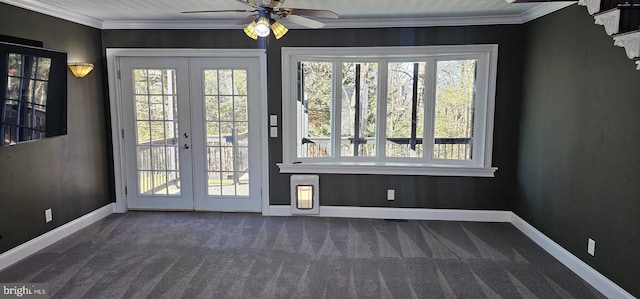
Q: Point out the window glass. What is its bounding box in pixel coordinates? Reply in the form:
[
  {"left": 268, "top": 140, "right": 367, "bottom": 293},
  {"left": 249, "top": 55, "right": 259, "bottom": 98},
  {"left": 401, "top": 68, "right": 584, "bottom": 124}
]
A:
[
  {"left": 298, "top": 61, "right": 332, "bottom": 158},
  {"left": 433, "top": 59, "right": 477, "bottom": 160},
  {"left": 340, "top": 62, "right": 378, "bottom": 157},
  {"left": 386, "top": 62, "right": 425, "bottom": 158}
]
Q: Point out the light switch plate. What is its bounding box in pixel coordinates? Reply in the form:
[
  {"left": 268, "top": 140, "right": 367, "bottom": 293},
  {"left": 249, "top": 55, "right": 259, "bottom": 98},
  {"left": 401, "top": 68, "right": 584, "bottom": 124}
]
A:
[
  {"left": 270, "top": 115, "right": 278, "bottom": 126},
  {"left": 587, "top": 238, "right": 596, "bottom": 256},
  {"left": 270, "top": 127, "right": 278, "bottom": 138},
  {"left": 45, "top": 209, "right": 52, "bottom": 223}
]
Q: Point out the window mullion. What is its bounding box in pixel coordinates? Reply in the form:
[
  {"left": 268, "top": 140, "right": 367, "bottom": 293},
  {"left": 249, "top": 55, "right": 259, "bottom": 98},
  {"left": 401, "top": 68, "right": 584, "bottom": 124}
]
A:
[
  {"left": 331, "top": 59, "right": 341, "bottom": 159},
  {"left": 473, "top": 54, "right": 490, "bottom": 167},
  {"left": 410, "top": 62, "right": 419, "bottom": 152},
  {"left": 292, "top": 60, "right": 302, "bottom": 162},
  {"left": 376, "top": 61, "right": 388, "bottom": 160},
  {"left": 353, "top": 63, "right": 361, "bottom": 157},
  {"left": 423, "top": 58, "right": 437, "bottom": 163}
]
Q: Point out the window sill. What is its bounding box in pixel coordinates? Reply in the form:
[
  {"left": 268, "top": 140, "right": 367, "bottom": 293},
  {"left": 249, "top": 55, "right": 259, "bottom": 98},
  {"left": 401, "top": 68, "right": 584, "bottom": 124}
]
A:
[{"left": 277, "top": 162, "right": 497, "bottom": 177}]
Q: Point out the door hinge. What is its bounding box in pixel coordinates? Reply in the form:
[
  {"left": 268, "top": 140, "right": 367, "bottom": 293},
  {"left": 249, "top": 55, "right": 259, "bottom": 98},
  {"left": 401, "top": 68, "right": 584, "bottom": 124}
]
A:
[
  {"left": 121, "top": 129, "right": 124, "bottom": 138},
  {"left": 124, "top": 186, "right": 128, "bottom": 195},
  {"left": 117, "top": 70, "right": 121, "bottom": 79}
]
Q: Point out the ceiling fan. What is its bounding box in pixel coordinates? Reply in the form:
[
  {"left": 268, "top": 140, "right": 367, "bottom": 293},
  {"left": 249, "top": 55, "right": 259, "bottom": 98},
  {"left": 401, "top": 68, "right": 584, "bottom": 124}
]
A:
[
  {"left": 182, "top": 0, "right": 339, "bottom": 40},
  {"left": 505, "top": 0, "right": 570, "bottom": 3}
]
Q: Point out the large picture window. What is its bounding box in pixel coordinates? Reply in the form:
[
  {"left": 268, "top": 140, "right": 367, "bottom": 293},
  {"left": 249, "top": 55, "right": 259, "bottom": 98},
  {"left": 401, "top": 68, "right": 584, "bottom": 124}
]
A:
[{"left": 280, "top": 45, "right": 498, "bottom": 177}]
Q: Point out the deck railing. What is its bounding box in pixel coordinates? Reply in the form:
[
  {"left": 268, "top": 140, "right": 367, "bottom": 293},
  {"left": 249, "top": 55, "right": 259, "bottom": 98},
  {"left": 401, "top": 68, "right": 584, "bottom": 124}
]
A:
[
  {"left": 136, "top": 131, "right": 250, "bottom": 194},
  {"left": 301, "top": 137, "right": 472, "bottom": 160}
]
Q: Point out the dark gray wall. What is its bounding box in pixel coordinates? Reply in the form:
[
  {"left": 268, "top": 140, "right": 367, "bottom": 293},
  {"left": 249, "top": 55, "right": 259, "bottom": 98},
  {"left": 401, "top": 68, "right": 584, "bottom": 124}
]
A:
[
  {"left": 0, "top": 3, "right": 112, "bottom": 254},
  {"left": 518, "top": 5, "right": 640, "bottom": 297},
  {"left": 103, "top": 25, "right": 525, "bottom": 209}
]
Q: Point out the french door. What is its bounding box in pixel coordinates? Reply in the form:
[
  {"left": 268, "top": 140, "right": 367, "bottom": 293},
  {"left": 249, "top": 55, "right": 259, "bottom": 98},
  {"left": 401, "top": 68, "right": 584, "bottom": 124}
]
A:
[{"left": 119, "top": 56, "right": 263, "bottom": 212}]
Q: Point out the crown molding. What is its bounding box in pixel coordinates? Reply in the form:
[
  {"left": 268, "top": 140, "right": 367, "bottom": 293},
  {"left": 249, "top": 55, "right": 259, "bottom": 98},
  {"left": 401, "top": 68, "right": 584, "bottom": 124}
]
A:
[
  {"left": 519, "top": 1, "right": 576, "bottom": 23},
  {"left": 1, "top": 0, "right": 103, "bottom": 28},
  {"left": 100, "top": 19, "right": 246, "bottom": 30},
  {"left": 102, "top": 15, "right": 526, "bottom": 30},
  {"left": 3, "top": 0, "right": 575, "bottom": 30},
  {"left": 322, "top": 15, "right": 525, "bottom": 28}
]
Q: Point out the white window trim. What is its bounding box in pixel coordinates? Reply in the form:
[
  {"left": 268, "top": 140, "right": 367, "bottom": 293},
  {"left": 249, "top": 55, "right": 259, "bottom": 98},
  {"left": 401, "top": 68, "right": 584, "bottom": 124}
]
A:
[{"left": 279, "top": 45, "right": 498, "bottom": 177}]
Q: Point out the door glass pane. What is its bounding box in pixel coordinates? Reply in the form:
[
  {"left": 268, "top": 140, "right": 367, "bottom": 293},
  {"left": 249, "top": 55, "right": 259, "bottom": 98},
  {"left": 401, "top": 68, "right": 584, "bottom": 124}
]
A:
[
  {"left": 203, "top": 69, "right": 250, "bottom": 197},
  {"left": 133, "top": 68, "right": 181, "bottom": 196},
  {"left": 298, "top": 61, "right": 332, "bottom": 158},
  {"left": 433, "top": 60, "right": 477, "bottom": 160},
  {"left": 236, "top": 146, "right": 249, "bottom": 196},
  {"left": 386, "top": 62, "right": 425, "bottom": 158},
  {"left": 340, "top": 62, "right": 378, "bottom": 157}
]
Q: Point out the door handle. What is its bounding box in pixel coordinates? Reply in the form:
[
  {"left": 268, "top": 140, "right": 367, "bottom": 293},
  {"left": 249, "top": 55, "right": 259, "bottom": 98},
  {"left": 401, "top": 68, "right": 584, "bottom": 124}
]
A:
[{"left": 181, "top": 144, "right": 190, "bottom": 149}]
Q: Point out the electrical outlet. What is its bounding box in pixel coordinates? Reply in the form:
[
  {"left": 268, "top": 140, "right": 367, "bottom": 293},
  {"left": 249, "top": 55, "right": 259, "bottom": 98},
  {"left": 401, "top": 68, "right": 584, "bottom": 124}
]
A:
[
  {"left": 387, "top": 189, "right": 395, "bottom": 201},
  {"left": 587, "top": 238, "right": 596, "bottom": 256},
  {"left": 45, "top": 209, "right": 52, "bottom": 223}
]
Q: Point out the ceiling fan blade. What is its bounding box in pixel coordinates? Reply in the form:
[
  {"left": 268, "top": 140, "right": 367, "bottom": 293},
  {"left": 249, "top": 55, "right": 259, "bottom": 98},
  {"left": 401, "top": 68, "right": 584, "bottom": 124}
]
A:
[
  {"left": 285, "top": 14, "right": 325, "bottom": 29},
  {"left": 236, "top": 0, "right": 260, "bottom": 8},
  {"left": 258, "top": 0, "right": 285, "bottom": 8},
  {"left": 236, "top": 15, "right": 257, "bottom": 25},
  {"left": 506, "top": 0, "right": 568, "bottom": 2},
  {"left": 282, "top": 8, "right": 338, "bottom": 19},
  {"left": 182, "top": 9, "right": 251, "bottom": 14}
]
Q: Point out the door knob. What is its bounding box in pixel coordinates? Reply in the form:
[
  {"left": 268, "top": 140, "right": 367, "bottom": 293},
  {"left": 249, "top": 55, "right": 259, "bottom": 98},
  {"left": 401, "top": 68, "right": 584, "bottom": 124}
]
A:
[
  {"left": 182, "top": 144, "right": 190, "bottom": 149},
  {"left": 183, "top": 132, "right": 189, "bottom": 138}
]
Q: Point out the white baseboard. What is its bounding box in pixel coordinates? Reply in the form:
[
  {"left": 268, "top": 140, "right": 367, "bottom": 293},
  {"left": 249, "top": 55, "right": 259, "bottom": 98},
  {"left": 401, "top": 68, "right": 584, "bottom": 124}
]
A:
[
  {"left": 510, "top": 213, "right": 634, "bottom": 299},
  {"left": 267, "top": 205, "right": 512, "bottom": 222},
  {"left": 0, "top": 203, "right": 114, "bottom": 272}
]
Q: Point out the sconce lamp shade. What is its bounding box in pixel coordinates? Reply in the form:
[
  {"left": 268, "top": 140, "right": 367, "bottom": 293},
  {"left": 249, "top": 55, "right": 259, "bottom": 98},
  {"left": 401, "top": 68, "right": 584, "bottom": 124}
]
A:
[{"left": 68, "top": 63, "right": 94, "bottom": 78}]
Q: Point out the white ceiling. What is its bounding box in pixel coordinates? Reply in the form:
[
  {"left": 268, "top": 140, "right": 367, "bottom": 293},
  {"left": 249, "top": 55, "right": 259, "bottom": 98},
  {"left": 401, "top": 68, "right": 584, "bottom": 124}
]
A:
[{"left": 1, "top": 0, "right": 575, "bottom": 29}]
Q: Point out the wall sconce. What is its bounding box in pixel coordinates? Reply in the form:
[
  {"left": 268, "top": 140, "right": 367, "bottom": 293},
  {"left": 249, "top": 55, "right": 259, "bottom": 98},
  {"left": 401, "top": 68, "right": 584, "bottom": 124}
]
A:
[
  {"left": 291, "top": 175, "right": 319, "bottom": 215},
  {"left": 68, "top": 62, "right": 94, "bottom": 78}
]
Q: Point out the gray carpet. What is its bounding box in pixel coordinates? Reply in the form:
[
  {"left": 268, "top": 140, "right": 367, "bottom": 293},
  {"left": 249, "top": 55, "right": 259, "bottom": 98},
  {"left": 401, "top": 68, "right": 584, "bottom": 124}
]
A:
[{"left": 0, "top": 212, "right": 605, "bottom": 298}]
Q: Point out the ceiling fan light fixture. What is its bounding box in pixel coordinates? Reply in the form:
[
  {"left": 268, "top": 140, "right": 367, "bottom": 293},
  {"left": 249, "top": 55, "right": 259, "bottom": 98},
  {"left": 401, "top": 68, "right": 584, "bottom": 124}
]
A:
[
  {"left": 271, "top": 21, "right": 288, "bottom": 39},
  {"left": 254, "top": 17, "right": 271, "bottom": 37},
  {"left": 243, "top": 21, "right": 259, "bottom": 40}
]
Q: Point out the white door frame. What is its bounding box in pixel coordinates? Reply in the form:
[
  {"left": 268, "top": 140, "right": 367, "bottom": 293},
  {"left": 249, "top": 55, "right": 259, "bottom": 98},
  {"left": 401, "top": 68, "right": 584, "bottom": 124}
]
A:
[{"left": 106, "top": 48, "right": 270, "bottom": 214}]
